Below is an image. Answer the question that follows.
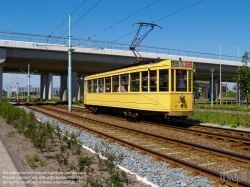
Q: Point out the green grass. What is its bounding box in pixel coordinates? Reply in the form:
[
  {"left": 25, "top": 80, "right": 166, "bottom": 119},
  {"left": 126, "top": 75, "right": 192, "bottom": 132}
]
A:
[
  {"left": 194, "top": 104, "right": 250, "bottom": 112},
  {"left": 35, "top": 99, "right": 85, "bottom": 107},
  {"left": 7, "top": 131, "right": 15, "bottom": 138},
  {"left": 189, "top": 109, "right": 250, "bottom": 128},
  {"left": 72, "top": 101, "right": 84, "bottom": 107},
  {"left": 192, "top": 98, "right": 250, "bottom": 128}
]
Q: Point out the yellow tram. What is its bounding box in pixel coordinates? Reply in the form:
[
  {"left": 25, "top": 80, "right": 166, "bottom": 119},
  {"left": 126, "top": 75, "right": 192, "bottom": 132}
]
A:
[{"left": 84, "top": 59, "right": 194, "bottom": 120}]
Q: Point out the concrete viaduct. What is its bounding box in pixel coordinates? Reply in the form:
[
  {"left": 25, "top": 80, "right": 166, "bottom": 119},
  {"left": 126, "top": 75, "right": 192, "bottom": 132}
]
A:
[{"left": 0, "top": 39, "right": 245, "bottom": 101}]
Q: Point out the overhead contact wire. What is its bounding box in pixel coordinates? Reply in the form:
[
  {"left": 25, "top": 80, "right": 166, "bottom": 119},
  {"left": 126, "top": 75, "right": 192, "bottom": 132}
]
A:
[
  {"left": 106, "top": 0, "right": 205, "bottom": 45},
  {"left": 48, "top": 0, "right": 87, "bottom": 41},
  {"left": 90, "top": 0, "right": 205, "bottom": 52},
  {"left": 153, "top": 0, "right": 205, "bottom": 23},
  {"left": 71, "top": 0, "right": 102, "bottom": 29},
  {"left": 90, "top": 0, "right": 160, "bottom": 38}
]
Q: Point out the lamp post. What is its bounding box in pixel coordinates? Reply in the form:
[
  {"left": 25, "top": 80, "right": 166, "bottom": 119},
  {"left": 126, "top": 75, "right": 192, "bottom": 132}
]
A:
[{"left": 210, "top": 68, "right": 215, "bottom": 106}]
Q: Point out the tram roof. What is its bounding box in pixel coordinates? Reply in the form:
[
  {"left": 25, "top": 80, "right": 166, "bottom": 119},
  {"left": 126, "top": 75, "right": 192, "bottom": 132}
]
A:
[{"left": 85, "top": 59, "right": 193, "bottom": 80}]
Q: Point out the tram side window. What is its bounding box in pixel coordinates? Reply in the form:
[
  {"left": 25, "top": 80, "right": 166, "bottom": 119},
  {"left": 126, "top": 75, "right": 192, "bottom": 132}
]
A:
[
  {"left": 130, "top": 72, "right": 139, "bottom": 92},
  {"left": 141, "top": 71, "right": 148, "bottom": 92},
  {"left": 105, "top": 77, "right": 111, "bottom": 92},
  {"left": 119, "top": 74, "right": 128, "bottom": 92},
  {"left": 97, "top": 78, "right": 104, "bottom": 93},
  {"left": 112, "top": 76, "right": 119, "bottom": 92},
  {"left": 177, "top": 69, "right": 187, "bottom": 91},
  {"left": 159, "top": 70, "right": 168, "bottom": 91},
  {"left": 93, "top": 79, "right": 97, "bottom": 93},
  {"left": 87, "top": 80, "right": 92, "bottom": 93},
  {"left": 149, "top": 70, "right": 157, "bottom": 92}
]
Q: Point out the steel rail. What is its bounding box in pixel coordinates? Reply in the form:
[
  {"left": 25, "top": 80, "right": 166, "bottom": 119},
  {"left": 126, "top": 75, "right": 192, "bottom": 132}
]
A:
[
  {"left": 20, "top": 102, "right": 250, "bottom": 147},
  {"left": 191, "top": 124, "right": 250, "bottom": 137},
  {"left": 37, "top": 105, "right": 250, "bottom": 163},
  {"left": 53, "top": 104, "right": 250, "bottom": 145},
  {"left": 145, "top": 121, "right": 250, "bottom": 145}
]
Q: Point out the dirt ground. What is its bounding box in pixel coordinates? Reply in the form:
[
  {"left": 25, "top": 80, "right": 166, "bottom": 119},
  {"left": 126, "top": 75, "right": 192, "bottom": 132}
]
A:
[{"left": 0, "top": 117, "right": 151, "bottom": 187}]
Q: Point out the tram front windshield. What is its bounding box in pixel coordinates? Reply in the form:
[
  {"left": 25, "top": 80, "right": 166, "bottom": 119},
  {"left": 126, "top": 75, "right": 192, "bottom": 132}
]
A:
[
  {"left": 171, "top": 69, "right": 191, "bottom": 92},
  {"left": 177, "top": 69, "right": 187, "bottom": 91}
]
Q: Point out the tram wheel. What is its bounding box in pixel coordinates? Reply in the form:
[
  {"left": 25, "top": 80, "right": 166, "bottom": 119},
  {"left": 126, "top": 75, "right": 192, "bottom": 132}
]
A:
[{"left": 127, "top": 116, "right": 132, "bottom": 122}]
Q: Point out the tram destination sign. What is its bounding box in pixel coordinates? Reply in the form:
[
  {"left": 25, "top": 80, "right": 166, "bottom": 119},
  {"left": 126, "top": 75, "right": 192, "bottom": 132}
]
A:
[{"left": 171, "top": 61, "right": 192, "bottom": 68}]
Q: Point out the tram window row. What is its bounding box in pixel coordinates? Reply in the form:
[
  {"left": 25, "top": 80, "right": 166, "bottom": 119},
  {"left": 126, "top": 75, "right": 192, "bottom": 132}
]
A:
[{"left": 86, "top": 69, "right": 192, "bottom": 93}]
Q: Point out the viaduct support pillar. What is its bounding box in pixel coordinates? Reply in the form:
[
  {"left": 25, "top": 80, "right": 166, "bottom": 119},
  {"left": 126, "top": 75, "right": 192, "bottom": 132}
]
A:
[
  {"left": 46, "top": 73, "right": 53, "bottom": 100},
  {"left": 40, "top": 74, "right": 47, "bottom": 99},
  {"left": 0, "top": 66, "right": 3, "bottom": 101},
  {"left": 77, "top": 77, "right": 83, "bottom": 101},
  {"left": 72, "top": 71, "right": 77, "bottom": 102},
  {"left": 204, "top": 84, "right": 209, "bottom": 99},
  {"left": 210, "top": 78, "right": 218, "bottom": 101},
  {"left": 60, "top": 73, "right": 67, "bottom": 101},
  {"left": 0, "top": 48, "right": 6, "bottom": 102}
]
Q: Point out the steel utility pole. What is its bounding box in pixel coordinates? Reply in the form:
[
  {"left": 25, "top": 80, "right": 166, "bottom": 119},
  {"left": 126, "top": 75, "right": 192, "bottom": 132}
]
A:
[
  {"left": 20, "top": 64, "right": 37, "bottom": 102},
  {"left": 68, "top": 14, "right": 73, "bottom": 112}
]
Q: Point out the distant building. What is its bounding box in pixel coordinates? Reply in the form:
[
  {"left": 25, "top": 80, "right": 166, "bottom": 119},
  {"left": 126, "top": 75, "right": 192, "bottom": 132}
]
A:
[
  {"left": 18, "top": 86, "right": 39, "bottom": 95},
  {"left": 53, "top": 87, "right": 60, "bottom": 95},
  {"left": 18, "top": 86, "right": 60, "bottom": 95},
  {"left": 197, "top": 81, "right": 231, "bottom": 93}
]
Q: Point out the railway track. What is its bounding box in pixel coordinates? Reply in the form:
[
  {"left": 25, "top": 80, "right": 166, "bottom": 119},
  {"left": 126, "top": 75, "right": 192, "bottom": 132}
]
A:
[
  {"left": 23, "top": 104, "right": 250, "bottom": 187},
  {"left": 16, "top": 101, "right": 250, "bottom": 154},
  {"left": 15, "top": 100, "right": 250, "bottom": 140},
  {"left": 40, "top": 104, "right": 250, "bottom": 156},
  {"left": 55, "top": 104, "right": 250, "bottom": 140},
  {"left": 164, "top": 117, "right": 250, "bottom": 139}
]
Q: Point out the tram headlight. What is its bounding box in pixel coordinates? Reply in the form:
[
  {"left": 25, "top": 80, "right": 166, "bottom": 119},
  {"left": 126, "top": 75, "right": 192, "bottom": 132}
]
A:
[
  {"left": 179, "top": 94, "right": 185, "bottom": 100},
  {"left": 179, "top": 94, "right": 185, "bottom": 108}
]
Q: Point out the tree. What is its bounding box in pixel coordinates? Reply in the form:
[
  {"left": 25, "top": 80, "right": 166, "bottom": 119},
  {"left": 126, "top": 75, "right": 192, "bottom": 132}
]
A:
[
  {"left": 242, "top": 52, "right": 249, "bottom": 63},
  {"left": 234, "top": 52, "right": 250, "bottom": 107},
  {"left": 2, "top": 90, "right": 7, "bottom": 96},
  {"left": 232, "top": 84, "right": 237, "bottom": 92},
  {"left": 193, "top": 71, "right": 199, "bottom": 92}
]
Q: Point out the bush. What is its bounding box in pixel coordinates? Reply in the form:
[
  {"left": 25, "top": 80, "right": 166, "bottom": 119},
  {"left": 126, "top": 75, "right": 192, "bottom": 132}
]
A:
[
  {"left": 0, "top": 101, "right": 25, "bottom": 124},
  {"left": 26, "top": 154, "right": 44, "bottom": 169}
]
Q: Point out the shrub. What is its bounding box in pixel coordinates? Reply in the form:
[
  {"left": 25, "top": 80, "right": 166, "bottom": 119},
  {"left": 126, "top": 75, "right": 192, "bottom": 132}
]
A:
[{"left": 26, "top": 154, "right": 44, "bottom": 169}]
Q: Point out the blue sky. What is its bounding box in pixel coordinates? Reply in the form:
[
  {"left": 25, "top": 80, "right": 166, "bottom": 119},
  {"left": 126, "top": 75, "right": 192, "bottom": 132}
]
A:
[{"left": 1, "top": 0, "right": 250, "bottom": 89}]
